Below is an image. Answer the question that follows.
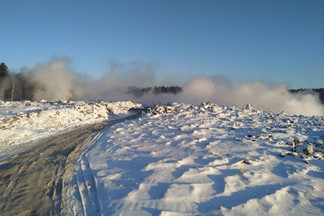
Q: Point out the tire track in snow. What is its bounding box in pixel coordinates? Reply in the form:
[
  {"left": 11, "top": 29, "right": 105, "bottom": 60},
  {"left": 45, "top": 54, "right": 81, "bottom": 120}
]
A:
[
  {"left": 75, "top": 157, "right": 101, "bottom": 215},
  {"left": 0, "top": 111, "right": 142, "bottom": 215},
  {"left": 61, "top": 111, "right": 143, "bottom": 215}
]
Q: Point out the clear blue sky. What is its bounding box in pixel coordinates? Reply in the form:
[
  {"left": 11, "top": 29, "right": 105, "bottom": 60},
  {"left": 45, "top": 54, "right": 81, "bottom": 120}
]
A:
[{"left": 1, "top": 0, "right": 323, "bottom": 88}]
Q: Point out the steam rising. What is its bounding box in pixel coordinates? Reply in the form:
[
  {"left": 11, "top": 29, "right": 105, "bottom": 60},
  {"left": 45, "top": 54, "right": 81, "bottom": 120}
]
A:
[
  {"left": 24, "top": 58, "right": 156, "bottom": 101},
  {"left": 180, "top": 77, "right": 324, "bottom": 116},
  {"left": 17, "top": 58, "right": 324, "bottom": 116},
  {"left": 28, "top": 58, "right": 80, "bottom": 101}
]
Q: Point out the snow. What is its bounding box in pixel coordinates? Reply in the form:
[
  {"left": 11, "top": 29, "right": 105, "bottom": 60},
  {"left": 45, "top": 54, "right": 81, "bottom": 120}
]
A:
[
  {"left": 67, "top": 103, "right": 324, "bottom": 215},
  {"left": 1, "top": 101, "right": 323, "bottom": 215},
  {"left": 0, "top": 100, "right": 142, "bottom": 159}
]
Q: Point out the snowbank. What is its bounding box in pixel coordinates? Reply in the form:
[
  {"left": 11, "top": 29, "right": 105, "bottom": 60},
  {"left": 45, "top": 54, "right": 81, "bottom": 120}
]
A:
[{"left": 0, "top": 100, "right": 142, "bottom": 158}]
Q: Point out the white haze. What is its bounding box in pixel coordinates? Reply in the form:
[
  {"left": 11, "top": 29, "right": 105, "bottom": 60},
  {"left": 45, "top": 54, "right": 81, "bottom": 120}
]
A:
[
  {"left": 19, "top": 58, "right": 324, "bottom": 116},
  {"left": 26, "top": 58, "right": 81, "bottom": 101},
  {"left": 179, "top": 77, "right": 324, "bottom": 116},
  {"left": 23, "top": 58, "right": 156, "bottom": 101}
]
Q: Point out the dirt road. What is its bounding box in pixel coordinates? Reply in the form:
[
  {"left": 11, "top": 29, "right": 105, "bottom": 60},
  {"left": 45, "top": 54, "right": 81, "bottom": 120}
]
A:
[{"left": 0, "top": 112, "right": 141, "bottom": 216}]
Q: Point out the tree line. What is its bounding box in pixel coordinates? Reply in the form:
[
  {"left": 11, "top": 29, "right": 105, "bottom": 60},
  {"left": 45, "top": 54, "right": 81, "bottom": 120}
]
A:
[
  {"left": 1, "top": 61, "right": 323, "bottom": 104},
  {"left": 0, "top": 62, "right": 183, "bottom": 101},
  {"left": 0, "top": 62, "right": 34, "bottom": 101},
  {"left": 127, "top": 86, "right": 182, "bottom": 97},
  {"left": 289, "top": 88, "right": 324, "bottom": 104}
]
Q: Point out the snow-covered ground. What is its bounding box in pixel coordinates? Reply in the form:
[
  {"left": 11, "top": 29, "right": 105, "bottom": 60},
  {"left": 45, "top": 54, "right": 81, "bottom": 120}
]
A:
[
  {"left": 66, "top": 103, "right": 324, "bottom": 215},
  {"left": 1, "top": 101, "right": 323, "bottom": 215},
  {"left": 0, "top": 100, "right": 142, "bottom": 159}
]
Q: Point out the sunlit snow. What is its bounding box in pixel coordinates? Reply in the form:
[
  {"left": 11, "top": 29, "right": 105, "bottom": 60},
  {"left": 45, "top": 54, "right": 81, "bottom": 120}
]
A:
[{"left": 1, "top": 101, "right": 323, "bottom": 215}]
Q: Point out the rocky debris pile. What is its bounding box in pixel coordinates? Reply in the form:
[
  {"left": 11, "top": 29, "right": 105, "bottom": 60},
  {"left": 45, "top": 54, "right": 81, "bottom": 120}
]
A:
[
  {"left": 149, "top": 104, "right": 175, "bottom": 115},
  {"left": 147, "top": 102, "right": 324, "bottom": 162},
  {"left": 148, "top": 102, "right": 262, "bottom": 117}
]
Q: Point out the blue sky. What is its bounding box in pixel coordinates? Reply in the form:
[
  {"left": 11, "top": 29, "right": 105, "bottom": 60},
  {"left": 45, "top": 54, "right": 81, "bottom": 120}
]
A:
[{"left": 1, "top": 0, "right": 323, "bottom": 88}]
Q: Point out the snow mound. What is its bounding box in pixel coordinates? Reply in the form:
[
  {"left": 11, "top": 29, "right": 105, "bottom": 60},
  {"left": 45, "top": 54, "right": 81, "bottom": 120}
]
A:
[{"left": 0, "top": 100, "right": 142, "bottom": 158}]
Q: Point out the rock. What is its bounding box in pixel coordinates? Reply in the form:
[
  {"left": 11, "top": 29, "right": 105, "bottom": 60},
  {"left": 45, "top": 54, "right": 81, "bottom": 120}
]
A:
[
  {"left": 307, "top": 145, "right": 314, "bottom": 154},
  {"left": 156, "top": 106, "right": 165, "bottom": 114},
  {"left": 303, "top": 145, "right": 314, "bottom": 155},
  {"left": 165, "top": 106, "right": 174, "bottom": 113},
  {"left": 37, "top": 109, "right": 43, "bottom": 117},
  {"left": 287, "top": 152, "right": 298, "bottom": 157},
  {"left": 241, "top": 160, "right": 251, "bottom": 164},
  {"left": 245, "top": 104, "right": 255, "bottom": 111},
  {"left": 152, "top": 105, "right": 174, "bottom": 115}
]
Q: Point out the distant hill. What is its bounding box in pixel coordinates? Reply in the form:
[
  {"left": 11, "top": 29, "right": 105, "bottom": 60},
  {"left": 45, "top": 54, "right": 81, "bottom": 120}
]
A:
[{"left": 289, "top": 88, "right": 324, "bottom": 104}]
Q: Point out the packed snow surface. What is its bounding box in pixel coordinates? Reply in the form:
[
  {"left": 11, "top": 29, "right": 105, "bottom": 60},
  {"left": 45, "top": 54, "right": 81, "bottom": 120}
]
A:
[
  {"left": 0, "top": 100, "right": 142, "bottom": 158},
  {"left": 65, "top": 103, "right": 324, "bottom": 215}
]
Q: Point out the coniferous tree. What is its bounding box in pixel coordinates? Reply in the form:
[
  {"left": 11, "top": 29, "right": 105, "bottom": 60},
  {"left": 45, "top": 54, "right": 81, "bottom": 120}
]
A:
[
  {"left": 0, "top": 62, "right": 9, "bottom": 100},
  {"left": 0, "top": 62, "right": 9, "bottom": 82}
]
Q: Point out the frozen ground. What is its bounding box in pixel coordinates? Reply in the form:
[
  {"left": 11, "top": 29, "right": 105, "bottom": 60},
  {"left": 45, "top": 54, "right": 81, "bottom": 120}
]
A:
[
  {"left": 1, "top": 101, "right": 323, "bottom": 215},
  {"left": 65, "top": 103, "right": 324, "bottom": 215},
  {"left": 0, "top": 100, "right": 142, "bottom": 159}
]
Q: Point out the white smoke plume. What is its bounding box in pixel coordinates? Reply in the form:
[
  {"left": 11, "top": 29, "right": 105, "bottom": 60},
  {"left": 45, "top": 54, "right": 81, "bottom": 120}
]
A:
[
  {"left": 84, "top": 60, "right": 156, "bottom": 101},
  {"left": 178, "top": 77, "right": 324, "bottom": 116},
  {"left": 19, "top": 58, "right": 324, "bottom": 116},
  {"left": 0, "top": 76, "right": 11, "bottom": 100},
  {"left": 26, "top": 57, "right": 82, "bottom": 101},
  {"left": 24, "top": 58, "right": 156, "bottom": 101}
]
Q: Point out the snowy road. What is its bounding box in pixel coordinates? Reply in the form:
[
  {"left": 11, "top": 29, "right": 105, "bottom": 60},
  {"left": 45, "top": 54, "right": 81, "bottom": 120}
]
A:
[{"left": 0, "top": 112, "right": 141, "bottom": 215}]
